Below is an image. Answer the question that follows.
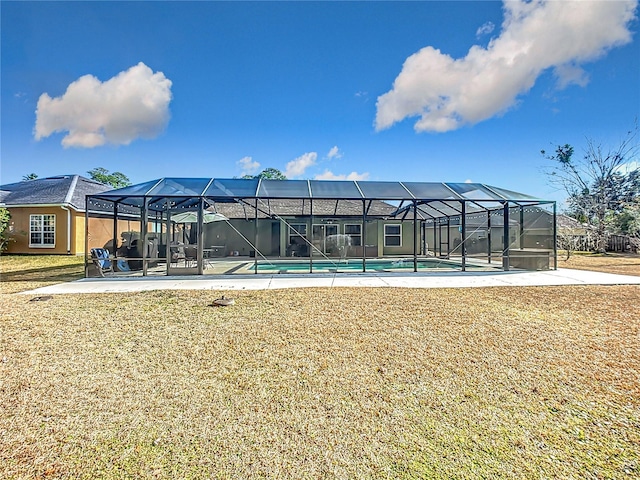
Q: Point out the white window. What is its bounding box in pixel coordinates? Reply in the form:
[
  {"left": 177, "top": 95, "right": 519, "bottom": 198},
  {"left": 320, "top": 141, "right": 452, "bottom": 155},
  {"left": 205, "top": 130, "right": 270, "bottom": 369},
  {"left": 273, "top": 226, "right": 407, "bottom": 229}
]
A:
[
  {"left": 384, "top": 224, "right": 402, "bottom": 247},
  {"left": 30, "top": 214, "right": 55, "bottom": 248},
  {"left": 344, "top": 224, "right": 362, "bottom": 246}
]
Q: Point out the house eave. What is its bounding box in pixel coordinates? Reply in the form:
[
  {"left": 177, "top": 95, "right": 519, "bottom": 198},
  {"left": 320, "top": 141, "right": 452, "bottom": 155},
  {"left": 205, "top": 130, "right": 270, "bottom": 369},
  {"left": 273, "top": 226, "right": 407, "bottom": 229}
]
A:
[{"left": 3, "top": 203, "right": 83, "bottom": 212}]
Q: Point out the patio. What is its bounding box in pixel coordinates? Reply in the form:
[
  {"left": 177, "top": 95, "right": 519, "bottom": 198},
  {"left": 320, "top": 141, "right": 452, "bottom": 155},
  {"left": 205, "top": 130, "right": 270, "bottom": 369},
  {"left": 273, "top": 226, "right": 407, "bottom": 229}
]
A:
[{"left": 20, "top": 268, "right": 640, "bottom": 295}]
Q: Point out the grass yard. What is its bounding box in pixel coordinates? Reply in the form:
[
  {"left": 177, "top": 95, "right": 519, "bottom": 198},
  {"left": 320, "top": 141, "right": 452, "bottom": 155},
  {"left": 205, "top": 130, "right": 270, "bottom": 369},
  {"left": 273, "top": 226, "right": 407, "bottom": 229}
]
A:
[
  {"left": 558, "top": 252, "right": 640, "bottom": 276},
  {"left": 0, "top": 255, "right": 84, "bottom": 294},
  {"left": 0, "top": 254, "right": 639, "bottom": 478}
]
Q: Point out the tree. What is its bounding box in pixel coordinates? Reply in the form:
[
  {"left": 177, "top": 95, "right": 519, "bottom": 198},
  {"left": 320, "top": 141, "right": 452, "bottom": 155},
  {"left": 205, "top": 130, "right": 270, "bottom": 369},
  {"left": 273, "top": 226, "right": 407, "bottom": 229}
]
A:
[
  {"left": 242, "top": 168, "right": 287, "bottom": 180},
  {"left": 88, "top": 167, "right": 132, "bottom": 188},
  {"left": 542, "top": 126, "right": 639, "bottom": 253},
  {"left": 556, "top": 230, "right": 581, "bottom": 260},
  {"left": 0, "top": 207, "right": 12, "bottom": 253},
  {"left": 22, "top": 173, "right": 38, "bottom": 181},
  {"left": 611, "top": 203, "right": 640, "bottom": 252}
]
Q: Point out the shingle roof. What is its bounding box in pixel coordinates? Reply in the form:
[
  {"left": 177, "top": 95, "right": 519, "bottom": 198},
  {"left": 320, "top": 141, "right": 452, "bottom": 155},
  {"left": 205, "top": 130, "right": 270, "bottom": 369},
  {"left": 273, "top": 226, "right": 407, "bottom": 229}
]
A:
[
  {"left": 210, "top": 198, "right": 396, "bottom": 219},
  {"left": 0, "top": 175, "right": 110, "bottom": 211}
]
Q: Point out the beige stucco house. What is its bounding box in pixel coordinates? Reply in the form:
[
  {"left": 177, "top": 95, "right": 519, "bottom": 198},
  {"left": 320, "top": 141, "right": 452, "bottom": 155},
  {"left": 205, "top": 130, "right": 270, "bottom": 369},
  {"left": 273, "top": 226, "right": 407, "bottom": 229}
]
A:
[{"left": 0, "top": 175, "right": 111, "bottom": 255}]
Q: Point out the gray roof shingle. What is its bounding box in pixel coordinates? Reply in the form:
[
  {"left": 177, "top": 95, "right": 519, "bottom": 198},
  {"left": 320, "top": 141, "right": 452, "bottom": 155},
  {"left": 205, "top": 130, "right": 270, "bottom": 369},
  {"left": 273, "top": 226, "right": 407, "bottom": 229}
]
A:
[
  {"left": 0, "top": 175, "right": 111, "bottom": 211},
  {"left": 209, "top": 198, "right": 397, "bottom": 219}
]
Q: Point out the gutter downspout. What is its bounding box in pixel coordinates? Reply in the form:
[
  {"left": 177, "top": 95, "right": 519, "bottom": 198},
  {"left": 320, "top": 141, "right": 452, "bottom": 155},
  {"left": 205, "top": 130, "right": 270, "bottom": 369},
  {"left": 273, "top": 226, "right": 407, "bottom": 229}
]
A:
[
  {"left": 61, "top": 175, "right": 79, "bottom": 255},
  {"left": 60, "top": 205, "right": 72, "bottom": 254}
]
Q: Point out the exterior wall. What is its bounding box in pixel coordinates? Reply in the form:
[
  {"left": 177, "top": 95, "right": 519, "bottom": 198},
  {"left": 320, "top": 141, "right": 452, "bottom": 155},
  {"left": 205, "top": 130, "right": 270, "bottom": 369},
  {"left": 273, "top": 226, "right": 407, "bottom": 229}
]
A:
[
  {"left": 87, "top": 217, "right": 142, "bottom": 253},
  {"left": 208, "top": 218, "right": 426, "bottom": 258},
  {"left": 5, "top": 206, "right": 72, "bottom": 255},
  {"left": 203, "top": 219, "right": 257, "bottom": 256},
  {"left": 380, "top": 220, "right": 418, "bottom": 256},
  {"left": 72, "top": 211, "right": 86, "bottom": 255},
  {"left": 4, "top": 207, "right": 135, "bottom": 256},
  {"left": 203, "top": 218, "right": 401, "bottom": 258}
]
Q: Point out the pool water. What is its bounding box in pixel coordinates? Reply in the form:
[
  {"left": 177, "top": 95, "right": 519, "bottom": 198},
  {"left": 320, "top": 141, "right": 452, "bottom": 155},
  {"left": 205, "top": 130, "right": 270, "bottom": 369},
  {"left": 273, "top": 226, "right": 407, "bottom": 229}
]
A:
[{"left": 247, "top": 258, "right": 465, "bottom": 273}]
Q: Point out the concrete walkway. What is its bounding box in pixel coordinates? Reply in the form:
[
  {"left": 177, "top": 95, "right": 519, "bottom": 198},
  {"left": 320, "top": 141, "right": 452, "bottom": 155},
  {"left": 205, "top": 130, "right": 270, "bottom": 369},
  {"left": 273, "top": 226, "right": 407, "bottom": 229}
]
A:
[{"left": 19, "top": 268, "right": 640, "bottom": 295}]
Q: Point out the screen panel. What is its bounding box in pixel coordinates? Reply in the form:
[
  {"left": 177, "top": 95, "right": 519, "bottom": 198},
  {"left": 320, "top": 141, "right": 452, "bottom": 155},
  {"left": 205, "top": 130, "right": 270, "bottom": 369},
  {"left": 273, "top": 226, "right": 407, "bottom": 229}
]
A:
[
  {"left": 357, "top": 181, "right": 413, "bottom": 199},
  {"left": 258, "top": 179, "right": 310, "bottom": 198},
  {"left": 309, "top": 180, "right": 362, "bottom": 199},
  {"left": 150, "top": 178, "right": 212, "bottom": 196},
  {"left": 204, "top": 178, "right": 260, "bottom": 198},
  {"left": 402, "top": 182, "right": 461, "bottom": 200}
]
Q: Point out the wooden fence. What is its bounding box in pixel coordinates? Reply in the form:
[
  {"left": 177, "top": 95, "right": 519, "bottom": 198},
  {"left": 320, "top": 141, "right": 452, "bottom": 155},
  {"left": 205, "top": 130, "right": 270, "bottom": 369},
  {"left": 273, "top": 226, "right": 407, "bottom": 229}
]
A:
[{"left": 560, "top": 234, "right": 638, "bottom": 253}]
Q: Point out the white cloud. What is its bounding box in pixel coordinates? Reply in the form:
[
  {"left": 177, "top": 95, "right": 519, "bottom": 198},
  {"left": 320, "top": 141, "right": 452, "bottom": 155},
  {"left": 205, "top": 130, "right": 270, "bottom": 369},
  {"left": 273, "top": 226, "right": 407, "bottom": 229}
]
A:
[
  {"left": 476, "top": 21, "right": 495, "bottom": 37},
  {"left": 355, "top": 91, "right": 369, "bottom": 102},
  {"left": 327, "top": 146, "right": 342, "bottom": 160},
  {"left": 34, "top": 62, "right": 172, "bottom": 148},
  {"left": 285, "top": 152, "right": 318, "bottom": 178},
  {"left": 376, "top": 0, "right": 637, "bottom": 133},
  {"left": 237, "top": 156, "right": 260, "bottom": 176},
  {"left": 315, "top": 170, "right": 369, "bottom": 181},
  {"left": 553, "top": 63, "right": 589, "bottom": 89}
]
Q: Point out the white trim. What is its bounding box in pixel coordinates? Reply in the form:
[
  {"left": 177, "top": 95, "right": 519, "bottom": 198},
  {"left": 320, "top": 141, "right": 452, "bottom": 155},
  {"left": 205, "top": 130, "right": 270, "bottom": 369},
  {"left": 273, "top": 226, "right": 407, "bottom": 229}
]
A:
[
  {"left": 64, "top": 175, "right": 79, "bottom": 204},
  {"left": 61, "top": 205, "right": 72, "bottom": 253},
  {"left": 29, "top": 213, "right": 56, "bottom": 248},
  {"left": 4, "top": 203, "right": 82, "bottom": 211}
]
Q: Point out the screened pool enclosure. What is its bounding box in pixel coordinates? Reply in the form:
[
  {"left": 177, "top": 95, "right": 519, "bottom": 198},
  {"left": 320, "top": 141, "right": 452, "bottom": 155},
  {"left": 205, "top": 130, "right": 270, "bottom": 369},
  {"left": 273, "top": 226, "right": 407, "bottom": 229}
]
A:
[{"left": 85, "top": 178, "right": 557, "bottom": 277}]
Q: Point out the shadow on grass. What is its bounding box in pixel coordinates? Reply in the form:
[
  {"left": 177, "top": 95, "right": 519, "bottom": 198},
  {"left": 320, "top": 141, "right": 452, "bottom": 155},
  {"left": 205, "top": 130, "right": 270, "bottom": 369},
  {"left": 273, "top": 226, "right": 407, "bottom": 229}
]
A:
[{"left": 1, "top": 264, "right": 84, "bottom": 283}]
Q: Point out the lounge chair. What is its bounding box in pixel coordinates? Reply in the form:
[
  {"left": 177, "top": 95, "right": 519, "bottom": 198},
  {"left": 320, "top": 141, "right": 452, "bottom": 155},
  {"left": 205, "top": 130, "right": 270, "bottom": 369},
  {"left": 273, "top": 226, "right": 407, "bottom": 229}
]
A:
[{"left": 90, "top": 248, "right": 113, "bottom": 277}]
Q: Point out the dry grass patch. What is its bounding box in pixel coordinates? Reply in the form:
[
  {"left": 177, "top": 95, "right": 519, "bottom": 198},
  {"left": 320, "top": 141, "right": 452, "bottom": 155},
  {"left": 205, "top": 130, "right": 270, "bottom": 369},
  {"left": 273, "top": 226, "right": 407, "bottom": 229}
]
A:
[
  {"left": 1, "top": 286, "right": 638, "bottom": 478},
  {"left": 559, "top": 252, "right": 640, "bottom": 276},
  {"left": 0, "top": 255, "right": 84, "bottom": 294}
]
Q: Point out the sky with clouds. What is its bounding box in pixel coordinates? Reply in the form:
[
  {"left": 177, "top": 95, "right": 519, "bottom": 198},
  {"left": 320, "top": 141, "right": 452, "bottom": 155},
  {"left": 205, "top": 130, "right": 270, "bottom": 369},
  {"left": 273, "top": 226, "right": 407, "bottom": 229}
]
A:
[{"left": 1, "top": 1, "right": 638, "bottom": 203}]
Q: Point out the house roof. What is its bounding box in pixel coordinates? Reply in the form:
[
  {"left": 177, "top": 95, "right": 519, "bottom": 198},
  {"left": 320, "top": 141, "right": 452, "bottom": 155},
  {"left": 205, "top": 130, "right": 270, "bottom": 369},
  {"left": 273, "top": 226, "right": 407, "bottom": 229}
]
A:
[
  {"left": 557, "top": 214, "right": 592, "bottom": 232},
  {"left": 210, "top": 198, "right": 397, "bottom": 219},
  {"left": 0, "top": 175, "right": 111, "bottom": 211}
]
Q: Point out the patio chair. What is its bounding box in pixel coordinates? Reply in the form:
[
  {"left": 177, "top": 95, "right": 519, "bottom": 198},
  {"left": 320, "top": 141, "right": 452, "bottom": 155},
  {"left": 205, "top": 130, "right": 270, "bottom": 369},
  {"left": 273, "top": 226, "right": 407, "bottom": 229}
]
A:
[
  {"left": 170, "top": 243, "right": 186, "bottom": 266},
  {"left": 90, "top": 248, "right": 113, "bottom": 277},
  {"left": 127, "top": 240, "right": 143, "bottom": 271},
  {"left": 185, "top": 245, "right": 197, "bottom": 267}
]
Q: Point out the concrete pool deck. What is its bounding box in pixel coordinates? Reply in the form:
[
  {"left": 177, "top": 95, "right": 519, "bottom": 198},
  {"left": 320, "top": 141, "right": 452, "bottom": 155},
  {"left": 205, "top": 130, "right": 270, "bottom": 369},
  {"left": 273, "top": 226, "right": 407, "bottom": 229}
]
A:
[{"left": 19, "top": 268, "right": 640, "bottom": 295}]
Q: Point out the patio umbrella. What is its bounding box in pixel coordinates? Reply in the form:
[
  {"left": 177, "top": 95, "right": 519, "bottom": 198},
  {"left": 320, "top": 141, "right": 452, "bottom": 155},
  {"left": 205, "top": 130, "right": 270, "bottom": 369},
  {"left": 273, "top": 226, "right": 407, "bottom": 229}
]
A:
[{"left": 170, "top": 211, "right": 228, "bottom": 224}]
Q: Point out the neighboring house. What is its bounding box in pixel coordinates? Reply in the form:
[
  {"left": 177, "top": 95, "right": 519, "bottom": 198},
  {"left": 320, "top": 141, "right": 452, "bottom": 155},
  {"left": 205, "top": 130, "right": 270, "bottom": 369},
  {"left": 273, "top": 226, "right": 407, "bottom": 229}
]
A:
[
  {"left": 0, "top": 175, "right": 111, "bottom": 255},
  {"left": 556, "top": 214, "right": 590, "bottom": 235}
]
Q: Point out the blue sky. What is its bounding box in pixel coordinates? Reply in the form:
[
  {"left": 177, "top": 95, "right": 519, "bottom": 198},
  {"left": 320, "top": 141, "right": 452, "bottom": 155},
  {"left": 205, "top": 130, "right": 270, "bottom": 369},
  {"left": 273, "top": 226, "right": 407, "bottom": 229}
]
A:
[{"left": 2, "top": 1, "right": 639, "bottom": 203}]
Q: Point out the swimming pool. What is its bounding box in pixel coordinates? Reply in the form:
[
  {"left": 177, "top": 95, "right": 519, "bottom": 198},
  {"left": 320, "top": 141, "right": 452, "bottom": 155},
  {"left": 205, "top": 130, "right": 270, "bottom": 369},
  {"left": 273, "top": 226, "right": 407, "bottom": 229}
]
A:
[{"left": 239, "top": 258, "right": 470, "bottom": 273}]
